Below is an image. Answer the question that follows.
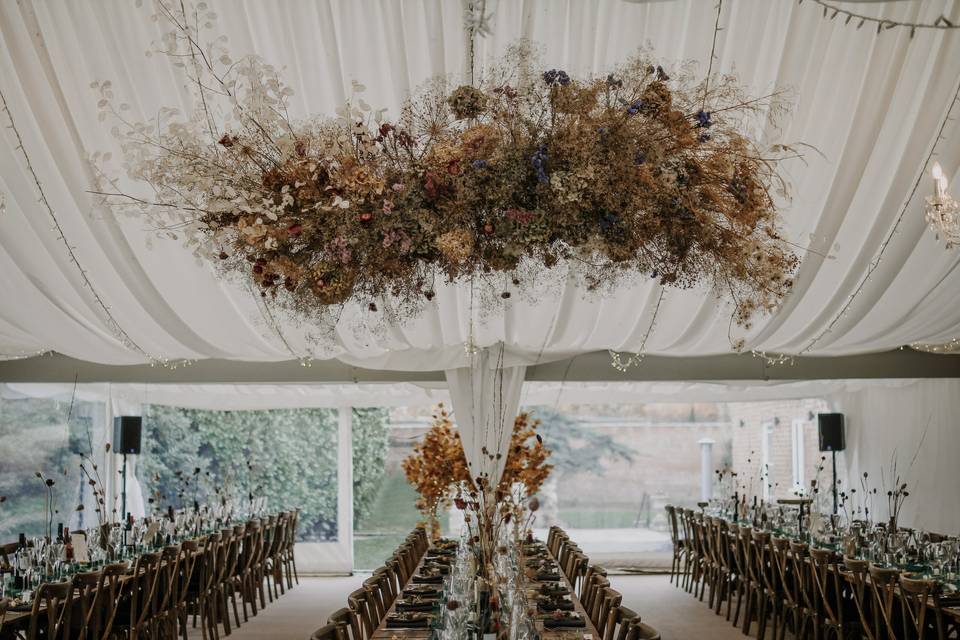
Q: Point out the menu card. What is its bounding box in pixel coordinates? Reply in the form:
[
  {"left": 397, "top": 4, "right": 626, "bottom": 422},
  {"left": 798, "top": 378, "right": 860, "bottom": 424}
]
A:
[{"left": 71, "top": 532, "right": 90, "bottom": 563}]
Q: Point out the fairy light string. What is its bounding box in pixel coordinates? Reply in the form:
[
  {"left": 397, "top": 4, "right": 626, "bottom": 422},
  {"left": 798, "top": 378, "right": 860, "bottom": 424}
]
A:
[
  {"left": 609, "top": 288, "right": 665, "bottom": 372},
  {"left": 0, "top": 86, "right": 159, "bottom": 364},
  {"left": 801, "top": 77, "right": 960, "bottom": 355},
  {"left": 609, "top": 1, "right": 726, "bottom": 373}
]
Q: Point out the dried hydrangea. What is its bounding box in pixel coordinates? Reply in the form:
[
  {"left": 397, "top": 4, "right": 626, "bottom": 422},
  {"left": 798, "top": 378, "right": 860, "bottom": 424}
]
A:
[{"left": 447, "top": 84, "right": 487, "bottom": 120}]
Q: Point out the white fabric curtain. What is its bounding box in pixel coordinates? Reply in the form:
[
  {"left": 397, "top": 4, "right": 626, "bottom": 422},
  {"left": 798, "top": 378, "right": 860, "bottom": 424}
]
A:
[
  {"left": 445, "top": 347, "right": 526, "bottom": 486},
  {"left": 831, "top": 378, "right": 960, "bottom": 534},
  {"left": 1, "top": 0, "right": 959, "bottom": 368}
]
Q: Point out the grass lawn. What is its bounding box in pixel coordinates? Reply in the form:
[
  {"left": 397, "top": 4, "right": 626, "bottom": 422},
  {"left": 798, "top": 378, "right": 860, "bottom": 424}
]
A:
[
  {"left": 556, "top": 507, "right": 642, "bottom": 529},
  {"left": 353, "top": 472, "right": 432, "bottom": 569}
]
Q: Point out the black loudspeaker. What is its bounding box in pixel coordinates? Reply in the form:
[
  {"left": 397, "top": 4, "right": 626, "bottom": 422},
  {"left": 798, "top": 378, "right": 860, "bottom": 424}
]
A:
[
  {"left": 113, "top": 416, "right": 142, "bottom": 455},
  {"left": 817, "top": 413, "right": 845, "bottom": 452}
]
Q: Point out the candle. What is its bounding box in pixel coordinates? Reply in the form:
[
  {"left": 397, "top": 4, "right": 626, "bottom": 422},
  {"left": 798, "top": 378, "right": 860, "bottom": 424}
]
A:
[{"left": 932, "top": 162, "right": 949, "bottom": 199}]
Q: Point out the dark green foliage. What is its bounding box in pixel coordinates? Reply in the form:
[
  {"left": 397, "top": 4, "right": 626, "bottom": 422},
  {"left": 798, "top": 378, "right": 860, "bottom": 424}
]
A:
[
  {"left": 351, "top": 408, "right": 390, "bottom": 524},
  {"left": 140, "top": 405, "right": 389, "bottom": 543}
]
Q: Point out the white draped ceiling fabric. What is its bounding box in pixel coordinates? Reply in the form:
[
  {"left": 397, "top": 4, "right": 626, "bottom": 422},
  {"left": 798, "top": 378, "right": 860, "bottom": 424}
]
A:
[
  {"left": 2, "top": 2, "right": 960, "bottom": 492},
  {"left": 1, "top": 0, "right": 959, "bottom": 371},
  {"left": 445, "top": 348, "right": 526, "bottom": 484}
]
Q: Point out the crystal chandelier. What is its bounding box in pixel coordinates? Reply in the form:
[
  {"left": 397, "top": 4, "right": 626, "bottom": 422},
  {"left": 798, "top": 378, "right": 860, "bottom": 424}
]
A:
[{"left": 924, "top": 162, "right": 960, "bottom": 248}]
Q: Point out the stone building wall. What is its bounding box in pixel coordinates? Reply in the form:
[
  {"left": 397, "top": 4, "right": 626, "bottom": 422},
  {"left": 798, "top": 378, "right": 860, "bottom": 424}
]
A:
[{"left": 726, "top": 398, "right": 841, "bottom": 505}]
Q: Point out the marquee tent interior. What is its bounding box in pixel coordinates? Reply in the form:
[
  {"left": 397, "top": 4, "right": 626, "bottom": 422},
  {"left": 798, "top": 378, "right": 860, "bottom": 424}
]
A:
[{"left": 1, "top": 0, "right": 960, "bottom": 638}]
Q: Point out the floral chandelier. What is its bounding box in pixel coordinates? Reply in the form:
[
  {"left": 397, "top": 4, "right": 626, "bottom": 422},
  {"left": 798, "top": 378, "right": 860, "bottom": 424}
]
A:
[{"left": 94, "top": 3, "right": 800, "bottom": 331}]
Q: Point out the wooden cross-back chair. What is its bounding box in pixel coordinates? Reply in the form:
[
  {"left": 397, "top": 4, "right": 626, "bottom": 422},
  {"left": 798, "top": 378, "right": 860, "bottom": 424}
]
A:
[
  {"left": 238, "top": 519, "right": 265, "bottom": 620},
  {"left": 222, "top": 524, "right": 245, "bottom": 631},
  {"left": 727, "top": 523, "right": 749, "bottom": 627},
  {"left": 664, "top": 506, "right": 684, "bottom": 587},
  {"left": 591, "top": 586, "right": 622, "bottom": 638},
  {"left": 282, "top": 510, "right": 300, "bottom": 588},
  {"left": 121, "top": 550, "right": 163, "bottom": 640},
  {"left": 348, "top": 588, "right": 376, "bottom": 639},
  {"left": 900, "top": 573, "right": 946, "bottom": 640},
  {"left": 580, "top": 566, "right": 608, "bottom": 616},
  {"left": 190, "top": 531, "right": 222, "bottom": 640},
  {"left": 869, "top": 564, "right": 902, "bottom": 640},
  {"left": 626, "top": 620, "right": 662, "bottom": 640},
  {"left": 606, "top": 604, "right": 640, "bottom": 640},
  {"left": 771, "top": 536, "right": 804, "bottom": 640},
  {"left": 328, "top": 606, "right": 362, "bottom": 640},
  {"left": 810, "top": 549, "right": 848, "bottom": 640},
  {"left": 170, "top": 539, "right": 200, "bottom": 640},
  {"left": 740, "top": 529, "right": 772, "bottom": 639},
  {"left": 845, "top": 556, "right": 875, "bottom": 640},
  {"left": 787, "top": 539, "right": 818, "bottom": 640},
  {"left": 72, "top": 568, "right": 103, "bottom": 639},
  {"left": 27, "top": 579, "right": 73, "bottom": 640}
]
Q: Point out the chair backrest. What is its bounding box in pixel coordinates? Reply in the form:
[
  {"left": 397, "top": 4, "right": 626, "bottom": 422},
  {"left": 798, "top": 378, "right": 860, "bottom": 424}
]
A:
[
  {"left": 362, "top": 576, "right": 385, "bottom": 624},
  {"left": 592, "top": 586, "right": 622, "bottom": 637},
  {"left": 608, "top": 604, "right": 640, "bottom": 640},
  {"left": 155, "top": 544, "right": 182, "bottom": 618},
  {"left": 27, "top": 579, "right": 73, "bottom": 640},
  {"left": 580, "top": 564, "right": 607, "bottom": 606},
  {"left": 99, "top": 561, "right": 131, "bottom": 638},
  {"left": 770, "top": 537, "right": 798, "bottom": 607},
  {"left": 287, "top": 510, "right": 300, "bottom": 552},
  {"left": 72, "top": 568, "right": 103, "bottom": 639},
  {"left": 868, "top": 564, "right": 901, "bottom": 640},
  {"left": 628, "top": 620, "right": 661, "bottom": 640},
  {"left": 130, "top": 551, "right": 164, "bottom": 630},
  {"left": 348, "top": 587, "right": 375, "bottom": 638},
  {"left": 900, "top": 573, "right": 945, "bottom": 640},
  {"left": 310, "top": 621, "right": 346, "bottom": 640},
  {"left": 810, "top": 549, "right": 845, "bottom": 632},
  {"left": 842, "top": 556, "right": 875, "bottom": 640},
  {"left": 665, "top": 506, "right": 680, "bottom": 548},
  {"left": 174, "top": 539, "right": 201, "bottom": 610},
  {"left": 788, "top": 540, "right": 815, "bottom": 613},
  {"left": 328, "top": 606, "right": 362, "bottom": 640}
]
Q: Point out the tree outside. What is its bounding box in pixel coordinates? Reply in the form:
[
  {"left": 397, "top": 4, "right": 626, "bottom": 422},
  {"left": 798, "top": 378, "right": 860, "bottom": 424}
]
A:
[
  {"left": 0, "top": 395, "right": 105, "bottom": 541},
  {"left": 140, "top": 406, "right": 390, "bottom": 542}
]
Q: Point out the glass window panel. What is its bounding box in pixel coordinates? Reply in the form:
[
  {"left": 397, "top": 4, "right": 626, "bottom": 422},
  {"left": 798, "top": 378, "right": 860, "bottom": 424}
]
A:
[
  {"left": 140, "top": 406, "right": 339, "bottom": 542},
  {"left": 0, "top": 390, "right": 105, "bottom": 541},
  {"left": 353, "top": 406, "right": 452, "bottom": 570}
]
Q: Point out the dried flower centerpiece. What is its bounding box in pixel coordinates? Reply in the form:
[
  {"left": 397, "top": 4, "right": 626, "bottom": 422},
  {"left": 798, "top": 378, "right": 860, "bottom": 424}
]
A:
[
  {"left": 93, "top": 1, "right": 800, "bottom": 333},
  {"left": 402, "top": 405, "right": 472, "bottom": 539}
]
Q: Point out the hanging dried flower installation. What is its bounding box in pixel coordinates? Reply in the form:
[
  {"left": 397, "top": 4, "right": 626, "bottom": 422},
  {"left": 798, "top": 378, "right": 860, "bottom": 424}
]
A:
[{"left": 93, "top": 2, "right": 800, "bottom": 328}]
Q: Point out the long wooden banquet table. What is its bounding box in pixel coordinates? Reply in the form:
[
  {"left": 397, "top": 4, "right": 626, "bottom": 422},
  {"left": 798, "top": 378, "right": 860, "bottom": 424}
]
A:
[
  {"left": 0, "top": 511, "right": 295, "bottom": 638},
  {"left": 370, "top": 539, "right": 601, "bottom": 639}
]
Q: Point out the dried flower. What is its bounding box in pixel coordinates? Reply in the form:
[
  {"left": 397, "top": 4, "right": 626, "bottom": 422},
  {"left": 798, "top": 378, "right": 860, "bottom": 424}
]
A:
[
  {"left": 95, "top": 39, "right": 797, "bottom": 331},
  {"left": 447, "top": 85, "right": 487, "bottom": 120}
]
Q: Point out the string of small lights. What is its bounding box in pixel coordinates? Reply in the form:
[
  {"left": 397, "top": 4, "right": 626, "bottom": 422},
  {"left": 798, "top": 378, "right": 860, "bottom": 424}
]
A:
[
  {"left": 609, "top": 289, "right": 665, "bottom": 372},
  {"left": 909, "top": 337, "right": 960, "bottom": 354},
  {"left": 800, "top": 78, "right": 960, "bottom": 355},
  {"left": 1, "top": 87, "right": 191, "bottom": 369}
]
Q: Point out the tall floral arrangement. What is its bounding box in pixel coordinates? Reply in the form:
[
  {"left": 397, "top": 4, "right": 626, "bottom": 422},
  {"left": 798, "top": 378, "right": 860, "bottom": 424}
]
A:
[
  {"left": 94, "top": 1, "right": 799, "bottom": 334},
  {"left": 498, "top": 412, "right": 552, "bottom": 502},
  {"left": 402, "top": 405, "right": 471, "bottom": 538}
]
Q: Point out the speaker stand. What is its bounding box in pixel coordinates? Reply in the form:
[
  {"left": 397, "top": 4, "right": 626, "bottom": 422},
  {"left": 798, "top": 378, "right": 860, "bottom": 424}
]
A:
[
  {"left": 121, "top": 453, "right": 128, "bottom": 522},
  {"left": 831, "top": 450, "right": 838, "bottom": 515}
]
